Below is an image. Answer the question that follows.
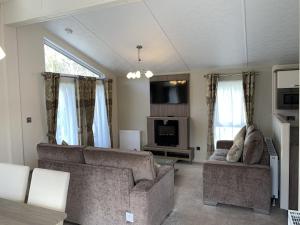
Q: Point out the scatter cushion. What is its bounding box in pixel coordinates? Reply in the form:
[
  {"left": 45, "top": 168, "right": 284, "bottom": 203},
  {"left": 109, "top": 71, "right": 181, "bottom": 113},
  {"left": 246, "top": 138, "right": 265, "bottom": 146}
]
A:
[
  {"left": 154, "top": 161, "right": 161, "bottom": 176},
  {"left": 226, "top": 126, "right": 246, "bottom": 162},
  {"left": 84, "top": 147, "right": 156, "bottom": 183},
  {"left": 61, "top": 140, "right": 69, "bottom": 146},
  {"left": 243, "top": 130, "right": 264, "bottom": 164},
  {"left": 37, "top": 143, "right": 85, "bottom": 163},
  {"left": 246, "top": 124, "right": 257, "bottom": 136}
]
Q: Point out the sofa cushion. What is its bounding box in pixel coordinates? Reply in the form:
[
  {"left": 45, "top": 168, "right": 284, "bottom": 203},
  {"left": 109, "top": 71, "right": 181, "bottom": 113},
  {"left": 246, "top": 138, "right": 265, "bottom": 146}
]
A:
[
  {"left": 226, "top": 126, "right": 246, "bottom": 162},
  {"left": 243, "top": 130, "right": 264, "bottom": 164},
  {"left": 83, "top": 148, "right": 156, "bottom": 183},
  {"left": 246, "top": 124, "right": 256, "bottom": 136},
  {"left": 259, "top": 141, "right": 270, "bottom": 165},
  {"left": 37, "top": 143, "right": 85, "bottom": 163},
  {"left": 209, "top": 148, "right": 229, "bottom": 161}
]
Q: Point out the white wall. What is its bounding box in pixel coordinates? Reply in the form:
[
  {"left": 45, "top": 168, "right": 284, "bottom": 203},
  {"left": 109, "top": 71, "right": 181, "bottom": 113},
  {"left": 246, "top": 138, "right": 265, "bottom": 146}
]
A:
[
  {"left": 0, "top": 5, "right": 12, "bottom": 163},
  {"left": 117, "top": 77, "right": 150, "bottom": 146},
  {"left": 117, "top": 66, "right": 274, "bottom": 162},
  {"left": 0, "top": 22, "right": 118, "bottom": 168}
]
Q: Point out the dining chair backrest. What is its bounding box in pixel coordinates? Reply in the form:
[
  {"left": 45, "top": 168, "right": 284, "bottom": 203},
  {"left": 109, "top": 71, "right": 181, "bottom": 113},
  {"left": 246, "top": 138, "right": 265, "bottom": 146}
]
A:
[
  {"left": 27, "top": 168, "right": 70, "bottom": 212},
  {"left": 0, "top": 163, "right": 30, "bottom": 202}
]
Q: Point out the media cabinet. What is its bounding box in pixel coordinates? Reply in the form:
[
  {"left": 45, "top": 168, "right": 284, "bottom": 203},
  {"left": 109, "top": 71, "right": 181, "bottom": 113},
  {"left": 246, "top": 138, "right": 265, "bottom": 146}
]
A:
[
  {"left": 143, "top": 145, "right": 194, "bottom": 163},
  {"left": 145, "top": 73, "right": 194, "bottom": 163}
]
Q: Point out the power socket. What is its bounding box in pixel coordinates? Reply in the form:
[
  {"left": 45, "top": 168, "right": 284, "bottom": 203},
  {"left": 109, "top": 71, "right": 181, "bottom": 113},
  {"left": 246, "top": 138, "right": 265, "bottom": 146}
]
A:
[
  {"left": 196, "top": 146, "right": 200, "bottom": 151},
  {"left": 126, "top": 212, "right": 134, "bottom": 223}
]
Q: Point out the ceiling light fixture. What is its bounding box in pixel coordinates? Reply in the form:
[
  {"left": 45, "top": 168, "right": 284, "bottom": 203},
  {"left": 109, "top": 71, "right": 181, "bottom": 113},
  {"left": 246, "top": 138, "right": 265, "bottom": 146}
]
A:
[
  {"left": 0, "top": 46, "right": 6, "bottom": 60},
  {"left": 127, "top": 45, "right": 153, "bottom": 79}
]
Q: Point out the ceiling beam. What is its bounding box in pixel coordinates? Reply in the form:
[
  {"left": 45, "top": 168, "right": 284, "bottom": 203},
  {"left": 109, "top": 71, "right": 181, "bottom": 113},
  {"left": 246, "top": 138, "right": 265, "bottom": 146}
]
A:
[{"left": 3, "top": 0, "right": 141, "bottom": 26}]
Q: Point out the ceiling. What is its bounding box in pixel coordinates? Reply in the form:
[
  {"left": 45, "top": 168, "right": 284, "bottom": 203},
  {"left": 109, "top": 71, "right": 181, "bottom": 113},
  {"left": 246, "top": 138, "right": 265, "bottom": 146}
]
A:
[{"left": 42, "top": 0, "right": 299, "bottom": 76}]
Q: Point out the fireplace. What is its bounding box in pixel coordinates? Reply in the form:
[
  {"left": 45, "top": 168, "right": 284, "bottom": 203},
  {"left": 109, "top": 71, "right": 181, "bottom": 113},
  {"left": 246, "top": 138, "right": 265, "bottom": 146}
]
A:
[{"left": 154, "top": 120, "right": 179, "bottom": 147}]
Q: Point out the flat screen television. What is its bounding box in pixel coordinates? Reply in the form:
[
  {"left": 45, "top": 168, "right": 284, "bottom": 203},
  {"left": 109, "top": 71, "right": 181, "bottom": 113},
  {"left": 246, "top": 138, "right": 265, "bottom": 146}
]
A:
[{"left": 150, "top": 80, "right": 188, "bottom": 104}]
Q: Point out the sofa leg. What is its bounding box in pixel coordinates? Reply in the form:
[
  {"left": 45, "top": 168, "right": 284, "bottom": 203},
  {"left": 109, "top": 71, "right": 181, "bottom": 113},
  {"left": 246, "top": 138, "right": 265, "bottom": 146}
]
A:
[
  {"left": 253, "top": 208, "right": 270, "bottom": 215},
  {"left": 203, "top": 200, "right": 218, "bottom": 206}
]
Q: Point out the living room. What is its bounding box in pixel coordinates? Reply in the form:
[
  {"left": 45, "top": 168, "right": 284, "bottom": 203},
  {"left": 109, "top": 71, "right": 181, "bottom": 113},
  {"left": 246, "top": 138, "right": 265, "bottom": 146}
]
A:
[{"left": 0, "top": 0, "right": 299, "bottom": 225}]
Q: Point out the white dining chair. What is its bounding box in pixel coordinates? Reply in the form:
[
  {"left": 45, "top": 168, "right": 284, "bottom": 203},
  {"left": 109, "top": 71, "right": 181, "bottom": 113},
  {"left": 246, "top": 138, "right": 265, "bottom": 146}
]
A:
[
  {"left": 27, "top": 168, "right": 70, "bottom": 225},
  {"left": 0, "top": 163, "right": 30, "bottom": 202}
]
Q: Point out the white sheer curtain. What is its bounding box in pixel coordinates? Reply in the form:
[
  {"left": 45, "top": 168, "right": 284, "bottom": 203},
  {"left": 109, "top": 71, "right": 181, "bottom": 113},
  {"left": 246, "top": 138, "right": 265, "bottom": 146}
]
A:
[
  {"left": 214, "top": 79, "right": 246, "bottom": 145},
  {"left": 93, "top": 81, "right": 111, "bottom": 148},
  {"left": 56, "top": 79, "right": 79, "bottom": 145}
]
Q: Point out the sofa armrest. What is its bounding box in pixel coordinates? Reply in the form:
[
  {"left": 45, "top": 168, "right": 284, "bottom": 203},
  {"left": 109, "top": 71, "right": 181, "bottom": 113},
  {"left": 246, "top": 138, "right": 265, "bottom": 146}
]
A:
[
  {"left": 203, "top": 160, "right": 271, "bottom": 213},
  {"left": 129, "top": 165, "right": 174, "bottom": 225},
  {"left": 216, "top": 140, "right": 234, "bottom": 149}
]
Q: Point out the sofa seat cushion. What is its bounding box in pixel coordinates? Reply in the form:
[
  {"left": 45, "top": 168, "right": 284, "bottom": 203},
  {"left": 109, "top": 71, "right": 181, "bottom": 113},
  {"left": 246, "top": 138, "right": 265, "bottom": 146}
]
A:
[
  {"left": 84, "top": 148, "right": 156, "bottom": 183},
  {"left": 37, "top": 143, "right": 85, "bottom": 163},
  {"left": 209, "top": 148, "right": 229, "bottom": 161},
  {"left": 226, "top": 126, "right": 246, "bottom": 162},
  {"left": 243, "top": 129, "right": 264, "bottom": 164}
]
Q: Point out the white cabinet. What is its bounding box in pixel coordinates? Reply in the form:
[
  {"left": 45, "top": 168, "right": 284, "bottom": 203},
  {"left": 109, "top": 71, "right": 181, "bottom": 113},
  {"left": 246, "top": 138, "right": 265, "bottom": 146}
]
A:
[{"left": 277, "top": 70, "right": 299, "bottom": 88}]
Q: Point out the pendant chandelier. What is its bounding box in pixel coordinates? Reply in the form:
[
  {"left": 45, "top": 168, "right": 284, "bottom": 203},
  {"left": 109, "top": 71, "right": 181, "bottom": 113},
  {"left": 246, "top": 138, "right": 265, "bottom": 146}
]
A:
[{"left": 127, "top": 45, "right": 153, "bottom": 79}]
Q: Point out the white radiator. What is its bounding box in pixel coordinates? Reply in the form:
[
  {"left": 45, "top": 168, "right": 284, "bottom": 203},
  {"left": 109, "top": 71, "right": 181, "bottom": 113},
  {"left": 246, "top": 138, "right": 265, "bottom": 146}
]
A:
[
  {"left": 288, "top": 210, "right": 300, "bottom": 225},
  {"left": 265, "top": 137, "right": 279, "bottom": 199}
]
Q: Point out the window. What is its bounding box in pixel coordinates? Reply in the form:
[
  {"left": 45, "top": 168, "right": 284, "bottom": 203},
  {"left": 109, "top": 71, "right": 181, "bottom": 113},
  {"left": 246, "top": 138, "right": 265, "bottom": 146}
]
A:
[
  {"left": 93, "top": 81, "right": 111, "bottom": 148},
  {"left": 44, "top": 39, "right": 100, "bottom": 78},
  {"left": 214, "top": 79, "right": 246, "bottom": 145},
  {"left": 56, "top": 79, "right": 79, "bottom": 145},
  {"left": 44, "top": 40, "right": 111, "bottom": 146}
]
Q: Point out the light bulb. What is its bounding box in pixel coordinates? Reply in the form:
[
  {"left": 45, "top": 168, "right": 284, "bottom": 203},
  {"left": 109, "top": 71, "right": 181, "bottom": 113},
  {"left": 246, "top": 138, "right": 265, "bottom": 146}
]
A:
[
  {"left": 136, "top": 71, "right": 141, "bottom": 78},
  {"left": 132, "top": 72, "right": 137, "bottom": 79},
  {"left": 127, "top": 72, "right": 132, "bottom": 79},
  {"left": 0, "top": 47, "right": 6, "bottom": 60},
  {"left": 145, "top": 70, "right": 154, "bottom": 78}
]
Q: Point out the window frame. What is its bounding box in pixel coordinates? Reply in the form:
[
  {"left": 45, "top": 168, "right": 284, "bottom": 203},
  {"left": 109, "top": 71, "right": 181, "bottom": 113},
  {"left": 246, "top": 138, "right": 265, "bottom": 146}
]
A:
[{"left": 44, "top": 38, "right": 104, "bottom": 78}]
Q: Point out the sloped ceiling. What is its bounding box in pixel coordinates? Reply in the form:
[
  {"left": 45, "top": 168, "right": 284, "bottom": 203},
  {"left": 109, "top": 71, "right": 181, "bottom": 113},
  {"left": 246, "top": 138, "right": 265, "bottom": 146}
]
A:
[{"left": 42, "top": 0, "right": 299, "bottom": 76}]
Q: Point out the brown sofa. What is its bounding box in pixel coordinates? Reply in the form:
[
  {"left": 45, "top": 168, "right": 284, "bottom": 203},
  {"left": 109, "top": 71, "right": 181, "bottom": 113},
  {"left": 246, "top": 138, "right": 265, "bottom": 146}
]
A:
[
  {"left": 203, "top": 139, "right": 271, "bottom": 214},
  {"left": 37, "top": 144, "right": 174, "bottom": 225}
]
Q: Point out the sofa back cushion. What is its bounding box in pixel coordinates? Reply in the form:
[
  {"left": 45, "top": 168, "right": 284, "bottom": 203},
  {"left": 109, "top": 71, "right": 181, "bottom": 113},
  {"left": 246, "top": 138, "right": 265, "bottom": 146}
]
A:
[
  {"left": 37, "top": 143, "right": 85, "bottom": 163},
  {"left": 226, "top": 126, "right": 246, "bottom": 162},
  {"left": 243, "top": 128, "right": 264, "bottom": 164},
  {"left": 83, "top": 148, "right": 156, "bottom": 183}
]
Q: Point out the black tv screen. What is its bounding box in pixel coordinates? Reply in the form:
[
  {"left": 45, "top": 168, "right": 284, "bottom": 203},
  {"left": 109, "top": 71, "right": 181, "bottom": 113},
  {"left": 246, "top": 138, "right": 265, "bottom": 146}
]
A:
[{"left": 150, "top": 80, "right": 188, "bottom": 104}]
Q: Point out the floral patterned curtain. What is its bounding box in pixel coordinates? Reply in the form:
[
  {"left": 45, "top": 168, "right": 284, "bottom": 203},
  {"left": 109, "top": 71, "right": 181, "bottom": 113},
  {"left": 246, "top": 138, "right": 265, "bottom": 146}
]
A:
[
  {"left": 206, "top": 74, "right": 219, "bottom": 156},
  {"left": 242, "top": 72, "right": 256, "bottom": 126},
  {"left": 43, "top": 72, "right": 60, "bottom": 144},
  {"left": 104, "top": 79, "right": 113, "bottom": 147},
  {"left": 76, "top": 77, "right": 96, "bottom": 146}
]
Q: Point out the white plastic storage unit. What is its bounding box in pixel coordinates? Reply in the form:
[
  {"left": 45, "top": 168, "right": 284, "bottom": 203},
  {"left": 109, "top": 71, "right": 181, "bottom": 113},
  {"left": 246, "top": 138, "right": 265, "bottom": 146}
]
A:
[{"left": 119, "top": 130, "right": 141, "bottom": 151}]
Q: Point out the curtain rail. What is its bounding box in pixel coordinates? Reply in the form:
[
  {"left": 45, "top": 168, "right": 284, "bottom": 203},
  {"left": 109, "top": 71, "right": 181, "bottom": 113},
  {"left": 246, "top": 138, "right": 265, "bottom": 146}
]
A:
[
  {"left": 41, "top": 72, "right": 108, "bottom": 80},
  {"left": 203, "top": 72, "right": 258, "bottom": 78}
]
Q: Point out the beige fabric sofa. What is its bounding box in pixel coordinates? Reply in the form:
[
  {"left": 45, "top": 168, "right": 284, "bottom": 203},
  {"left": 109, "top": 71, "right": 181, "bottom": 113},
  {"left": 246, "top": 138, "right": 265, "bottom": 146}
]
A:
[
  {"left": 203, "top": 139, "right": 271, "bottom": 214},
  {"left": 37, "top": 144, "right": 174, "bottom": 225}
]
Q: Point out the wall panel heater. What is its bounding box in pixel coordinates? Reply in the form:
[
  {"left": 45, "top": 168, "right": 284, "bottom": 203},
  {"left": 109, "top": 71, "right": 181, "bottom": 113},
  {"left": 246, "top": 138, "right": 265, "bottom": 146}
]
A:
[{"left": 265, "top": 137, "right": 279, "bottom": 201}]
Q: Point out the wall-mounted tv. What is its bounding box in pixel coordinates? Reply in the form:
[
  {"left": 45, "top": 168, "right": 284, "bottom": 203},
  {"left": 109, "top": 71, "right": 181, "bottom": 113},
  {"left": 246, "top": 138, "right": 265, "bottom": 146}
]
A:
[{"left": 150, "top": 80, "right": 188, "bottom": 104}]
